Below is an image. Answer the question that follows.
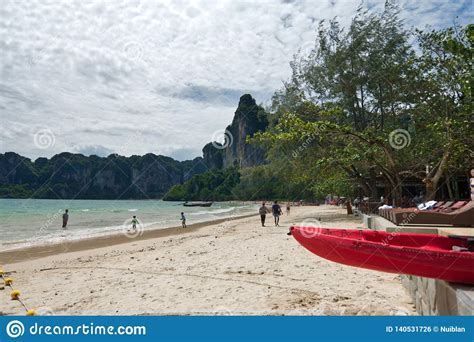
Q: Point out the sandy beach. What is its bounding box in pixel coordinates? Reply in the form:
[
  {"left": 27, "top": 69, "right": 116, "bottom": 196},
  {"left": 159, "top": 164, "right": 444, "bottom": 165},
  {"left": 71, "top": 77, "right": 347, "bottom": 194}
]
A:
[{"left": 1, "top": 205, "right": 416, "bottom": 316}]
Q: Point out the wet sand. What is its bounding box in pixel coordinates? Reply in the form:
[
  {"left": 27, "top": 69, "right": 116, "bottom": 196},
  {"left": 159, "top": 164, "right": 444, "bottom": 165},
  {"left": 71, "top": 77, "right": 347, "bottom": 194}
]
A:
[{"left": 1, "top": 206, "right": 416, "bottom": 316}]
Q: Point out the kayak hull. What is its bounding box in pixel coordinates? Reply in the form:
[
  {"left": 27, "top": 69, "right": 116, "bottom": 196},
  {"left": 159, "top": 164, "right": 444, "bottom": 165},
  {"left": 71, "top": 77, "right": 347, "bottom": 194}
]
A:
[{"left": 291, "top": 227, "right": 474, "bottom": 284}]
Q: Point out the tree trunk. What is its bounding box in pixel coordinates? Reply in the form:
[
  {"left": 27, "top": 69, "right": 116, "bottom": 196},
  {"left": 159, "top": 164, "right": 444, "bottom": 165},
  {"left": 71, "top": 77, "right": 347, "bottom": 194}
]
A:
[
  {"left": 446, "top": 173, "right": 454, "bottom": 200},
  {"left": 453, "top": 178, "right": 460, "bottom": 199},
  {"left": 381, "top": 171, "right": 402, "bottom": 206},
  {"left": 423, "top": 150, "right": 450, "bottom": 201},
  {"left": 392, "top": 182, "right": 403, "bottom": 207},
  {"left": 339, "top": 164, "right": 373, "bottom": 198},
  {"left": 368, "top": 168, "right": 379, "bottom": 200}
]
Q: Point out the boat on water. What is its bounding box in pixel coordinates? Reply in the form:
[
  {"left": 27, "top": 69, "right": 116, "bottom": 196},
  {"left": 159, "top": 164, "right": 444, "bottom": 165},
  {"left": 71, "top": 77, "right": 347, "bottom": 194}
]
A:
[
  {"left": 289, "top": 226, "right": 474, "bottom": 284},
  {"left": 183, "top": 201, "right": 213, "bottom": 207}
]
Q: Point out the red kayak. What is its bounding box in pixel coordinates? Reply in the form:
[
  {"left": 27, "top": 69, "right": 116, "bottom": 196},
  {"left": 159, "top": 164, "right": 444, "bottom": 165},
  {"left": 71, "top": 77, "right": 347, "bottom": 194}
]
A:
[{"left": 290, "top": 227, "right": 474, "bottom": 284}]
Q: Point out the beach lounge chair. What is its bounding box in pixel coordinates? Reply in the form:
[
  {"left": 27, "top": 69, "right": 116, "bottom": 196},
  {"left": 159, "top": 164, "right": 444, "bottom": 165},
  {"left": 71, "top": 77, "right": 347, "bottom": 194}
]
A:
[
  {"left": 381, "top": 200, "right": 461, "bottom": 222},
  {"left": 430, "top": 201, "right": 447, "bottom": 211},
  {"left": 390, "top": 201, "right": 473, "bottom": 227},
  {"left": 379, "top": 207, "right": 393, "bottom": 220},
  {"left": 435, "top": 201, "right": 455, "bottom": 211},
  {"left": 442, "top": 200, "right": 468, "bottom": 212}
]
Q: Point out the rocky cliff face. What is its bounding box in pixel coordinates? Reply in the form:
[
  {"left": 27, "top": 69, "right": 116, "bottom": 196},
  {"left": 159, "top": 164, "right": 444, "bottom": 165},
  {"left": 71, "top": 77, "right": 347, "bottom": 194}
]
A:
[
  {"left": 202, "top": 142, "right": 224, "bottom": 170},
  {"left": 0, "top": 152, "right": 207, "bottom": 199},
  {"left": 1, "top": 94, "right": 268, "bottom": 199},
  {"left": 203, "top": 94, "right": 268, "bottom": 169}
]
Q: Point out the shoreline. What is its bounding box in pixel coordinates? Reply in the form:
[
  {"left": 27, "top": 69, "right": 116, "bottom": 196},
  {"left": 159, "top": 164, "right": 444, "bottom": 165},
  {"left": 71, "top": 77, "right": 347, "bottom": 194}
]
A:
[
  {"left": 0, "top": 213, "right": 258, "bottom": 264},
  {"left": 2, "top": 206, "right": 416, "bottom": 316}
]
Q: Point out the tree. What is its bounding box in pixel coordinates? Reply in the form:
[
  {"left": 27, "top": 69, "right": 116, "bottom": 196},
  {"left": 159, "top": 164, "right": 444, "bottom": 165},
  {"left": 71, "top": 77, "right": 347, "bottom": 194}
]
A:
[
  {"left": 411, "top": 24, "right": 473, "bottom": 199},
  {"left": 255, "top": 2, "right": 473, "bottom": 203}
]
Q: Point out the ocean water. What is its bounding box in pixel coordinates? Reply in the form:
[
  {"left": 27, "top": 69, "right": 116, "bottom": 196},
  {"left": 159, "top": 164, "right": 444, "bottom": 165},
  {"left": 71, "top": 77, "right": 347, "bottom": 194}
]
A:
[{"left": 0, "top": 199, "right": 258, "bottom": 250}]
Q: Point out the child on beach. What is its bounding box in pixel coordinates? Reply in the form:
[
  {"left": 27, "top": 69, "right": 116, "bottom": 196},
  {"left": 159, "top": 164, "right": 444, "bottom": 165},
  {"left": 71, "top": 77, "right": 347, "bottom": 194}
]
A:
[
  {"left": 130, "top": 215, "right": 138, "bottom": 231},
  {"left": 181, "top": 212, "right": 187, "bottom": 228},
  {"left": 272, "top": 201, "right": 283, "bottom": 227}
]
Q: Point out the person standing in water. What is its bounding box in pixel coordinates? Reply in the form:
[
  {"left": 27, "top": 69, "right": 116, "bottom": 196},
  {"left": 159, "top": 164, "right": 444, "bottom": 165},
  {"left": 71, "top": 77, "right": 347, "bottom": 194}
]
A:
[
  {"left": 272, "top": 201, "right": 283, "bottom": 227},
  {"left": 181, "top": 212, "right": 187, "bottom": 228},
  {"left": 130, "top": 215, "right": 138, "bottom": 232},
  {"left": 62, "top": 209, "right": 69, "bottom": 229},
  {"left": 259, "top": 202, "right": 268, "bottom": 227}
]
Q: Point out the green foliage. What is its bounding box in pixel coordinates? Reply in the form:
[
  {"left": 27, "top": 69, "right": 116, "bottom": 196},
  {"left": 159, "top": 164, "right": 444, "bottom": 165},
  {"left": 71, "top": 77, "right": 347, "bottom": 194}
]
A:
[
  {"left": 232, "top": 165, "right": 314, "bottom": 201},
  {"left": 254, "top": 2, "right": 473, "bottom": 203},
  {"left": 413, "top": 24, "right": 473, "bottom": 173},
  {"left": 0, "top": 184, "right": 33, "bottom": 198},
  {"left": 162, "top": 184, "right": 187, "bottom": 201},
  {"left": 164, "top": 164, "right": 316, "bottom": 202},
  {"left": 311, "top": 172, "right": 357, "bottom": 199},
  {"left": 163, "top": 167, "right": 241, "bottom": 201},
  {"left": 0, "top": 152, "right": 207, "bottom": 199}
]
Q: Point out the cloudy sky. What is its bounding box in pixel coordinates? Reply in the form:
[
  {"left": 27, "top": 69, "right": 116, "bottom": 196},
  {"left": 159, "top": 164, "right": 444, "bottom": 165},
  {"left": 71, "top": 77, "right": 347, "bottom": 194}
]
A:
[{"left": 0, "top": 0, "right": 471, "bottom": 161}]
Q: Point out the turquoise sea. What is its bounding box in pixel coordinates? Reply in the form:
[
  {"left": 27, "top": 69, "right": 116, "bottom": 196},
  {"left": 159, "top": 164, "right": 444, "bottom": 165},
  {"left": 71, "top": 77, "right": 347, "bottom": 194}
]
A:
[{"left": 0, "top": 199, "right": 257, "bottom": 250}]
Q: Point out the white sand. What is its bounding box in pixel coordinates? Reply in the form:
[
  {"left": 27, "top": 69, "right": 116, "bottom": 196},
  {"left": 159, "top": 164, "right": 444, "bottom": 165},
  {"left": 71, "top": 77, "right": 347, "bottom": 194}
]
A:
[{"left": 1, "top": 206, "right": 415, "bottom": 316}]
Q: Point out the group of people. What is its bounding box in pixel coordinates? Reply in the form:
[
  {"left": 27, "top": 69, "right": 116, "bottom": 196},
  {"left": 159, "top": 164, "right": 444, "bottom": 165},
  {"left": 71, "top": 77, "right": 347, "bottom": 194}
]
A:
[
  {"left": 129, "top": 212, "right": 187, "bottom": 232},
  {"left": 60, "top": 209, "right": 188, "bottom": 233},
  {"left": 62, "top": 200, "right": 293, "bottom": 234},
  {"left": 258, "top": 201, "right": 291, "bottom": 227}
]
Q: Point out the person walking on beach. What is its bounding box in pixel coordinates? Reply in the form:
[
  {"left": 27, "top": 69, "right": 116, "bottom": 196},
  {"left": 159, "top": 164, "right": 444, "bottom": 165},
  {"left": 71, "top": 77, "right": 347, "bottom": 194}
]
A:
[
  {"left": 130, "top": 215, "right": 138, "bottom": 232},
  {"left": 62, "top": 209, "right": 69, "bottom": 229},
  {"left": 259, "top": 202, "right": 268, "bottom": 227},
  {"left": 181, "top": 212, "right": 187, "bottom": 228},
  {"left": 272, "top": 201, "right": 283, "bottom": 227},
  {"left": 286, "top": 202, "right": 291, "bottom": 215}
]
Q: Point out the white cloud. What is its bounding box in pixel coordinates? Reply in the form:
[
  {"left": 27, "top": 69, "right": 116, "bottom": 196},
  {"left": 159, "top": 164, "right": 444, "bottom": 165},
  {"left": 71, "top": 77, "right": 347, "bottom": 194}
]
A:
[
  {"left": 0, "top": 0, "right": 471, "bottom": 160},
  {"left": 72, "top": 144, "right": 114, "bottom": 157}
]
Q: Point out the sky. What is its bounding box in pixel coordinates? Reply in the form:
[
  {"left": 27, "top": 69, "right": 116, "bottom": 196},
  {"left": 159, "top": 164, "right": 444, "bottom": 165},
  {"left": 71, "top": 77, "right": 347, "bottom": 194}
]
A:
[{"left": 0, "top": 0, "right": 472, "bottom": 161}]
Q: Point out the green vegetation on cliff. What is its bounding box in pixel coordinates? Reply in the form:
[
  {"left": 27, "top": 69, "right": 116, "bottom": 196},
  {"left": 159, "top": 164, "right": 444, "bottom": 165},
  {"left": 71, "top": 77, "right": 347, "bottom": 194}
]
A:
[
  {"left": 0, "top": 152, "right": 207, "bottom": 199},
  {"left": 163, "top": 167, "right": 240, "bottom": 201},
  {"left": 163, "top": 164, "right": 317, "bottom": 202}
]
